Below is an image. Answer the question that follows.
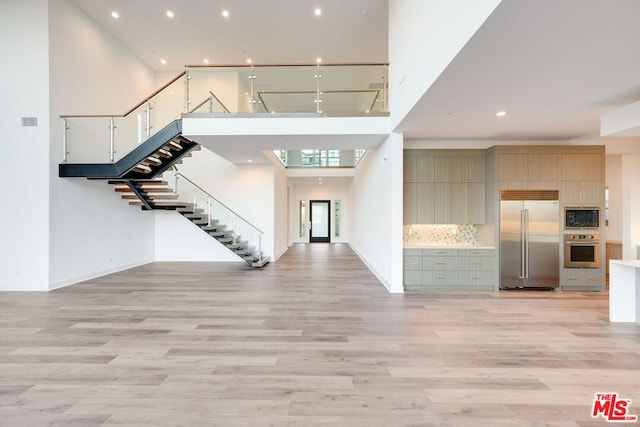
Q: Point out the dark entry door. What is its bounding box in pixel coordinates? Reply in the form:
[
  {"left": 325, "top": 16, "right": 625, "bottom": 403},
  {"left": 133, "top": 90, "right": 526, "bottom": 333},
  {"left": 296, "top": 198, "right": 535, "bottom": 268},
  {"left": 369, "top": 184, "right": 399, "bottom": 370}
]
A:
[{"left": 310, "top": 200, "right": 330, "bottom": 243}]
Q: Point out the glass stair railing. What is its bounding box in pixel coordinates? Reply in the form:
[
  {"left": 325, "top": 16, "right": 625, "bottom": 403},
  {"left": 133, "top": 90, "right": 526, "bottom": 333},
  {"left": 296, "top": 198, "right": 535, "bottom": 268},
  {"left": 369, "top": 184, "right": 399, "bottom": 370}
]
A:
[{"left": 162, "top": 167, "right": 267, "bottom": 267}]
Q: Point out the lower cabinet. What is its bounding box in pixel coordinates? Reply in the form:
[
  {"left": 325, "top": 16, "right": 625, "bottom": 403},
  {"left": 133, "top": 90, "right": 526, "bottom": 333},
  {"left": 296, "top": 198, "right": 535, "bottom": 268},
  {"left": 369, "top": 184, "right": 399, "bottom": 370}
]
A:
[
  {"left": 560, "top": 268, "right": 605, "bottom": 291},
  {"left": 404, "top": 248, "right": 496, "bottom": 291}
]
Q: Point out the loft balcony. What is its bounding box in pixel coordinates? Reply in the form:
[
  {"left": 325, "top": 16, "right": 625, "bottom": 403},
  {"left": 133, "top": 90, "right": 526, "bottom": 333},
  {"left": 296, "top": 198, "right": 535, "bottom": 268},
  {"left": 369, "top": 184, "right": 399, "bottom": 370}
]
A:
[{"left": 60, "top": 63, "right": 390, "bottom": 166}]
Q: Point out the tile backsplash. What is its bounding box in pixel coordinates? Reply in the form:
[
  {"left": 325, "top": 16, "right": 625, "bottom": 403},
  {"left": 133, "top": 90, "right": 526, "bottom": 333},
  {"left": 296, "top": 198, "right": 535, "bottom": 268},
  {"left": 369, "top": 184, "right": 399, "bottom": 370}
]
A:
[{"left": 404, "top": 224, "right": 479, "bottom": 246}]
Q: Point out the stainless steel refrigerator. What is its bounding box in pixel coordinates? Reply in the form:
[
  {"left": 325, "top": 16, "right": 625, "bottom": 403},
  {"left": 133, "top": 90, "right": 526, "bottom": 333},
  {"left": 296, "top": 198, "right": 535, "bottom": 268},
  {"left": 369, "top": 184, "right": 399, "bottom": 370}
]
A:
[{"left": 499, "top": 190, "right": 560, "bottom": 289}]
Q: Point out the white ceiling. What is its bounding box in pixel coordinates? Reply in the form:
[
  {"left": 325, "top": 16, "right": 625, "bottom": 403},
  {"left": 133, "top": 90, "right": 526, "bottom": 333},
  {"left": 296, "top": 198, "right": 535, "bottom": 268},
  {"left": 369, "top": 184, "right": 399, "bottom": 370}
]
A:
[
  {"left": 71, "top": 0, "right": 640, "bottom": 143},
  {"left": 71, "top": 0, "right": 388, "bottom": 69},
  {"left": 397, "top": 0, "right": 640, "bottom": 141}
]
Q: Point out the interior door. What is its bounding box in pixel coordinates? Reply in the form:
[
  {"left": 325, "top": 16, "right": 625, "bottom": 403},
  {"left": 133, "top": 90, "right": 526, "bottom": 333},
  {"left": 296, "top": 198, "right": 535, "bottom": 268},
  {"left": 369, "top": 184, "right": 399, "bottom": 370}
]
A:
[{"left": 310, "top": 200, "right": 330, "bottom": 243}]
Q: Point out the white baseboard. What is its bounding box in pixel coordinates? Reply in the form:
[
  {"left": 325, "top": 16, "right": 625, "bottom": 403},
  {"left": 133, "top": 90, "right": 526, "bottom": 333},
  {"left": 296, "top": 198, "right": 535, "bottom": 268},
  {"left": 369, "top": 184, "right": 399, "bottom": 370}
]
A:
[
  {"left": 348, "top": 243, "right": 402, "bottom": 294},
  {"left": 48, "top": 259, "right": 154, "bottom": 291}
]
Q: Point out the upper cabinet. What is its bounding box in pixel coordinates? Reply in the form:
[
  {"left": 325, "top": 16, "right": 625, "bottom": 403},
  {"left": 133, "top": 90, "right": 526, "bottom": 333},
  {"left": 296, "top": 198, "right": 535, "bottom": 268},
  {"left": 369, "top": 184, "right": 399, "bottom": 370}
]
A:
[
  {"left": 404, "top": 150, "right": 486, "bottom": 225},
  {"left": 496, "top": 152, "right": 557, "bottom": 184},
  {"left": 451, "top": 157, "right": 486, "bottom": 182},
  {"left": 560, "top": 153, "right": 604, "bottom": 182},
  {"left": 559, "top": 153, "right": 605, "bottom": 205},
  {"left": 491, "top": 146, "right": 605, "bottom": 206}
]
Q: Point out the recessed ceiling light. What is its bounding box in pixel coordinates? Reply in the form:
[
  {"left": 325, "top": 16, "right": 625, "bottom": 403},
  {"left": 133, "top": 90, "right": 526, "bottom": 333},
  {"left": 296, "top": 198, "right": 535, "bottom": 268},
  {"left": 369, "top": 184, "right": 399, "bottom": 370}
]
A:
[
  {"left": 316, "top": 57, "right": 322, "bottom": 64},
  {"left": 203, "top": 58, "right": 209, "bottom": 64},
  {"left": 246, "top": 58, "right": 252, "bottom": 64},
  {"left": 160, "top": 58, "right": 167, "bottom": 65},
  {"left": 166, "top": 10, "right": 174, "bottom": 18},
  {"left": 496, "top": 110, "right": 507, "bottom": 117},
  {"left": 248, "top": 159, "right": 253, "bottom": 163},
  {"left": 222, "top": 9, "right": 230, "bottom": 18},
  {"left": 111, "top": 11, "right": 119, "bottom": 19},
  {"left": 314, "top": 8, "right": 322, "bottom": 16}
]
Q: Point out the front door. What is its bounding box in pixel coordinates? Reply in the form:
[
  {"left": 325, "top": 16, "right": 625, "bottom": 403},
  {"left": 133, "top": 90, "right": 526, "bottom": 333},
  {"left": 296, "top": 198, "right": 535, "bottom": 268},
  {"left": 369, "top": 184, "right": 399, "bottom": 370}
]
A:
[{"left": 310, "top": 200, "right": 330, "bottom": 243}]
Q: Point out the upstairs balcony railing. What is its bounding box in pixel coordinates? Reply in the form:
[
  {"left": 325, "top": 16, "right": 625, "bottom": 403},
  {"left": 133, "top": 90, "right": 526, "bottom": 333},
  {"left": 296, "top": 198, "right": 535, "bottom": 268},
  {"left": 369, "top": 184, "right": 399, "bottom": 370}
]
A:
[{"left": 60, "top": 63, "right": 388, "bottom": 163}]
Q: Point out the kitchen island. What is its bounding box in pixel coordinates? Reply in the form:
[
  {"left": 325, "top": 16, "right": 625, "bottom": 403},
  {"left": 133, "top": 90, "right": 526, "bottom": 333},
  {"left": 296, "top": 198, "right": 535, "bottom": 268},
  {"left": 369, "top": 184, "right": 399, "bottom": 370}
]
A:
[{"left": 609, "top": 260, "right": 640, "bottom": 323}]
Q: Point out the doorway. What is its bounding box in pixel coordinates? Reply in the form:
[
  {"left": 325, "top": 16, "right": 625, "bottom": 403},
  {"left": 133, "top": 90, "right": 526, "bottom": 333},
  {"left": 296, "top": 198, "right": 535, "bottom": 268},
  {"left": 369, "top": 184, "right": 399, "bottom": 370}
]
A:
[{"left": 310, "top": 200, "right": 330, "bottom": 243}]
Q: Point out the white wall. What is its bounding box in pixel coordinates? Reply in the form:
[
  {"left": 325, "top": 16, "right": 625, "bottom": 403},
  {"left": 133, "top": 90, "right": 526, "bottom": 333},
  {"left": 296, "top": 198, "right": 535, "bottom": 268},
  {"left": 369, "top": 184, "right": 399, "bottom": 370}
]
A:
[
  {"left": 348, "top": 133, "right": 404, "bottom": 293},
  {"left": 154, "top": 211, "right": 241, "bottom": 262},
  {"left": 48, "top": 0, "right": 158, "bottom": 289},
  {"left": 290, "top": 182, "right": 350, "bottom": 244},
  {"left": 388, "top": 0, "right": 502, "bottom": 128},
  {"left": 157, "top": 148, "right": 276, "bottom": 261},
  {"left": 0, "top": 0, "right": 51, "bottom": 290},
  {"left": 606, "top": 155, "right": 623, "bottom": 242},
  {"left": 273, "top": 160, "right": 289, "bottom": 260}
]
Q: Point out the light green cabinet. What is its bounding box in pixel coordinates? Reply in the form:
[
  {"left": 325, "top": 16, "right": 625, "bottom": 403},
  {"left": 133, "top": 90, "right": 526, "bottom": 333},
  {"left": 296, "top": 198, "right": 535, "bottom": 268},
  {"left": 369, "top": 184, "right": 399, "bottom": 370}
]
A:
[
  {"left": 404, "top": 152, "right": 486, "bottom": 225},
  {"left": 451, "top": 182, "right": 485, "bottom": 224},
  {"left": 403, "top": 248, "right": 496, "bottom": 290}
]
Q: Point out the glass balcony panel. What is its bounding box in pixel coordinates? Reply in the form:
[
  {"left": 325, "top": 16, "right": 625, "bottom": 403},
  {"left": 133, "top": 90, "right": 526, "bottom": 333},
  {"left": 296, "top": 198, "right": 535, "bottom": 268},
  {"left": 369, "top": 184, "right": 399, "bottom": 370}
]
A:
[
  {"left": 186, "top": 68, "right": 238, "bottom": 113},
  {"left": 247, "top": 66, "right": 319, "bottom": 113},
  {"left": 316, "top": 64, "right": 388, "bottom": 114},
  {"left": 275, "top": 149, "right": 366, "bottom": 168}
]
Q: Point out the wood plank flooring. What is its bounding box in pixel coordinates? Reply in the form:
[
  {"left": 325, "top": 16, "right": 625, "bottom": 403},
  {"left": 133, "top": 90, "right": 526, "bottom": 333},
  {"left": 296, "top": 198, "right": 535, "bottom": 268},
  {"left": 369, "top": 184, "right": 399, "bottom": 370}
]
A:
[{"left": 1, "top": 243, "right": 639, "bottom": 426}]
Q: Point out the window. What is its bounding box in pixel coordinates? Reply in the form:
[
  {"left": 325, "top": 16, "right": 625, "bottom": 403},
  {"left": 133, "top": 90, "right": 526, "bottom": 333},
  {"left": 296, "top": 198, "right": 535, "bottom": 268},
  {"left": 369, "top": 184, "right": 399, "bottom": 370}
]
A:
[{"left": 299, "top": 201, "right": 306, "bottom": 238}]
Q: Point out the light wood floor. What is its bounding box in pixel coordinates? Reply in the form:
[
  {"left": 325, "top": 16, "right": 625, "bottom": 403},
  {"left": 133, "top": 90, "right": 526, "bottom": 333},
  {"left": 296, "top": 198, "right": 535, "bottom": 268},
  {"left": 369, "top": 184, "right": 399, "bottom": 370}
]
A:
[{"left": 1, "top": 243, "right": 638, "bottom": 426}]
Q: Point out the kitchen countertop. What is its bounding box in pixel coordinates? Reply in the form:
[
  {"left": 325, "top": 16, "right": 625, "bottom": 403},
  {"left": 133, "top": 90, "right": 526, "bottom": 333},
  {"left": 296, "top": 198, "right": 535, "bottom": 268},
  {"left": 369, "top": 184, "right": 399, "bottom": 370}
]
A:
[
  {"left": 610, "top": 259, "right": 640, "bottom": 268},
  {"left": 404, "top": 245, "right": 496, "bottom": 249}
]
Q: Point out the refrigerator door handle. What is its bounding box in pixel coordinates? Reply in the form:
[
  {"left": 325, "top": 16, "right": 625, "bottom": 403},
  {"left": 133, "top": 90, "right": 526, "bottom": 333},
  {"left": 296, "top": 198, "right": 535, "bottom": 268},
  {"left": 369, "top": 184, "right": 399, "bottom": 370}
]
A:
[
  {"left": 519, "top": 209, "right": 525, "bottom": 279},
  {"left": 524, "top": 209, "right": 530, "bottom": 279}
]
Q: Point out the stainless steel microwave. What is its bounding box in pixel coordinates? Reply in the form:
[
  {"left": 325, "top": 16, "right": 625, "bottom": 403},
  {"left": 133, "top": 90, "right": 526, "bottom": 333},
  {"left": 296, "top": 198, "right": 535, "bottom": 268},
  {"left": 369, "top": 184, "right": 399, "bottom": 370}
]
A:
[{"left": 564, "top": 207, "right": 599, "bottom": 229}]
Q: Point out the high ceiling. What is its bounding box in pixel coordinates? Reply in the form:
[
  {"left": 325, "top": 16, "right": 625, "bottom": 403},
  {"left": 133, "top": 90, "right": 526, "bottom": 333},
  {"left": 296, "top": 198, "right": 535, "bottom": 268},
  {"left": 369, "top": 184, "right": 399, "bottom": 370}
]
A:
[
  {"left": 71, "top": 0, "right": 640, "bottom": 142},
  {"left": 71, "top": 0, "right": 388, "bottom": 69}
]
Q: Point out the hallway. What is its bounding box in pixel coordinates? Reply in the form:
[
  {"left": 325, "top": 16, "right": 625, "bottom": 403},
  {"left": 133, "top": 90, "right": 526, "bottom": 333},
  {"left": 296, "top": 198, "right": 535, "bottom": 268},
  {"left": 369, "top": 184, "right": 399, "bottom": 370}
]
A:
[{"left": 0, "top": 244, "right": 638, "bottom": 426}]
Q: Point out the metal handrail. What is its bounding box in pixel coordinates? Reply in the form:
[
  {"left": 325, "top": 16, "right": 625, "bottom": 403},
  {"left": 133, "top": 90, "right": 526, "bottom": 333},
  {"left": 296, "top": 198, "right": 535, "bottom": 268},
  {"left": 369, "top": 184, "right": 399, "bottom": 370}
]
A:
[
  {"left": 209, "top": 91, "right": 230, "bottom": 114},
  {"left": 186, "top": 62, "right": 389, "bottom": 69},
  {"left": 189, "top": 91, "right": 231, "bottom": 114},
  {"left": 175, "top": 170, "right": 264, "bottom": 235},
  {"left": 60, "top": 71, "right": 186, "bottom": 119}
]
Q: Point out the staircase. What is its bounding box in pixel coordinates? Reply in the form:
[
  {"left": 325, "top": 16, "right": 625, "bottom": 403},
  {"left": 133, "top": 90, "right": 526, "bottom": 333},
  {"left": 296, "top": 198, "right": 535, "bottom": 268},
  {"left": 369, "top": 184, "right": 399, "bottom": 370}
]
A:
[
  {"left": 108, "top": 179, "right": 267, "bottom": 267},
  {"left": 59, "top": 119, "right": 268, "bottom": 268},
  {"left": 59, "top": 120, "right": 198, "bottom": 179}
]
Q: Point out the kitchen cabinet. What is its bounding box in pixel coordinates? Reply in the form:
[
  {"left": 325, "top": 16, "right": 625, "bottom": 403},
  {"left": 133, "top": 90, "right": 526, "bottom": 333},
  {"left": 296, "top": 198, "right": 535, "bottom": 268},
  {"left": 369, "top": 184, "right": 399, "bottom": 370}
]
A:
[
  {"left": 404, "top": 157, "right": 418, "bottom": 183},
  {"left": 403, "top": 183, "right": 418, "bottom": 224},
  {"left": 559, "top": 153, "right": 605, "bottom": 205},
  {"left": 404, "top": 151, "right": 486, "bottom": 225},
  {"left": 496, "top": 153, "right": 528, "bottom": 182},
  {"left": 459, "top": 249, "right": 496, "bottom": 288},
  {"left": 560, "top": 268, "right": 604, "bottom": 291},
  {"left": 527, "top": 153, "right": 558, "bottom": 182},
  {"left": 496, "top": 152, "right": 557, "bottom": 184},
  {"left": 416, "top": 183, "right": 435, "bottom": 223},
  {"left": 407, "top": 182, "right": 450, "bottom": 224},
  {"left": 559, "top": 181, "right": 604, "bottom": 205},
  {"left": 451, "top": 183, "right": 486, "bottom": 224},
  {"left": 560, "top": 154, "right": 603, "bottom": 182},
  {"left": 403, "top": 248, "right": 496, "bottom": 290},
  {"left": 433, "top": 183, "right": 452, "bottom": 224},
  {"left": 451, "top": 157, "right": 486, "bottom": 183}
]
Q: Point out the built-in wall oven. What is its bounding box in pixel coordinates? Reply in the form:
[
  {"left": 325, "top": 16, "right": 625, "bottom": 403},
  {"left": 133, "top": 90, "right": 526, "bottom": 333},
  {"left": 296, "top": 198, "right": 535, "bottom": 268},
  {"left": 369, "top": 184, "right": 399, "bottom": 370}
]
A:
[{"left": 564, "top": 234, "right": 601, "bottom": 268}]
